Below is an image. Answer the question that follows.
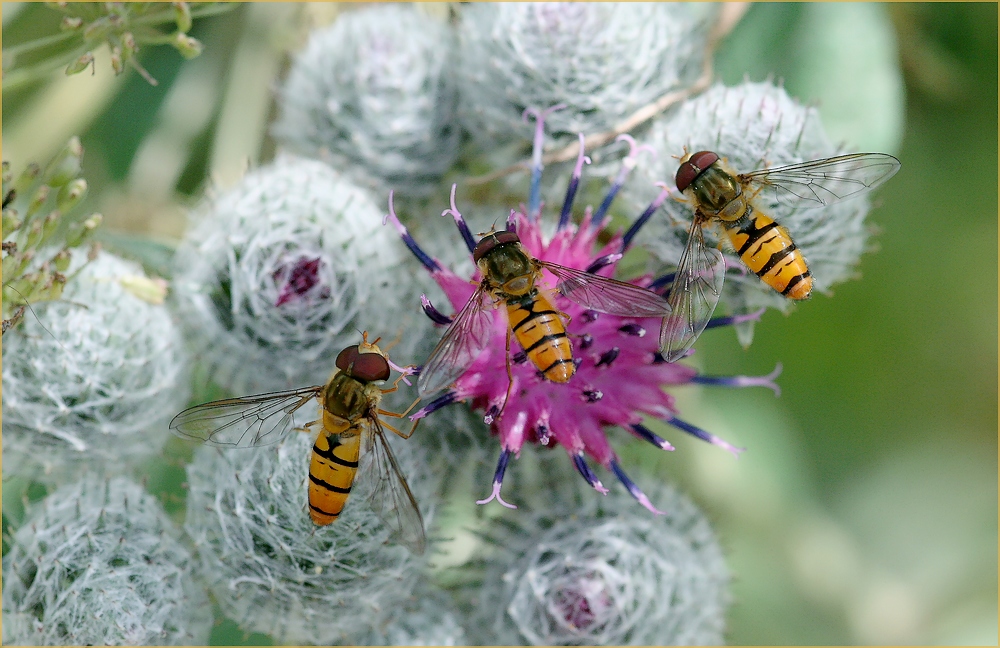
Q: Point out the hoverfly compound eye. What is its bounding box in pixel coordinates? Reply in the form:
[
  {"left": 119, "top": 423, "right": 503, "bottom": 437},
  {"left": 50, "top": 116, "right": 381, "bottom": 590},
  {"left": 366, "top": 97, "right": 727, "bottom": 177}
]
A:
[
  {"left": 472, "top": 231, "right": 521, "bottom": 263},
  {"left": 336, "top": 345, "right": 361, "bottom": 372},
  {"left": 675, "top": 150, "right": 719, "bottom": 192},
  {"left": 351, "top": 352, "right": 391, "bottom": 382}
]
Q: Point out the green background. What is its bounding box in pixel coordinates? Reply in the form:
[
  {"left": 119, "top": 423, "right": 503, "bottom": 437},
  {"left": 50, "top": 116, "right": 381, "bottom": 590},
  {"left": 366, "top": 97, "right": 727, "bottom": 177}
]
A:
[{"left": 3, "top": 3, "right": 996, "bottom": 645}]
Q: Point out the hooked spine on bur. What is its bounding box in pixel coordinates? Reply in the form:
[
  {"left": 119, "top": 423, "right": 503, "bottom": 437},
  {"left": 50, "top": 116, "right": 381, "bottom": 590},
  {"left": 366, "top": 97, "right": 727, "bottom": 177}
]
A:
[{"left": 389, "top": 107, "right": 785, "bottom": 514}]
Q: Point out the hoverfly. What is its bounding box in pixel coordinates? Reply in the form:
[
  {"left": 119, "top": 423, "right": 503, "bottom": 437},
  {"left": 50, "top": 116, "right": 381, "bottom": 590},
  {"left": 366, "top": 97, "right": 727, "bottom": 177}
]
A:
[
  {"left": 170, "top": 333, "right": 425, "bottom": 554},
  {"left": 660, "top": 150, "right": 901, "bottom": 362},
  {"left": 418, "top": 229, "right": 673, "bottom": 398}
]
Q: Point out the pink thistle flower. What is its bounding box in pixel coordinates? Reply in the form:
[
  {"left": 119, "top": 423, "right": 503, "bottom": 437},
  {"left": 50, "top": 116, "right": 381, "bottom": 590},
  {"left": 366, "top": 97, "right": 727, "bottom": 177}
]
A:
[{"left": 387, "top": 108, "right": 781, "bottom": 514}]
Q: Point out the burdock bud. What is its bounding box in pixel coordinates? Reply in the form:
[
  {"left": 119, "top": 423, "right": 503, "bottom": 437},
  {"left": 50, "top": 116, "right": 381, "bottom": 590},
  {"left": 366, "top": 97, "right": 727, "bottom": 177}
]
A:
[
  {"left": 272, "top": 4, "right": 459, "bottom": 195},
  {"left": 628, "top": 80, "right": 890, "bottom": 338},
  {"left": 2, "top": 476, "right": 212, "bottom": 645},
  {"left": 1, "top": 251, "right": 190, "bottom": 482},
  {"left": 465, "top": 455, "right": 729, "bottom": 645},
  {"left": 171, "top": 155, "right": 427, "bottom": 395},
  {"left": 351, "top": 581, "right": 469, "bottom": 646},
  {"left": 183, "top": 431, "right": 438, "bottom": 643},
  {"left": 456, "top": 3, "right": 717, "bottom": 149}
]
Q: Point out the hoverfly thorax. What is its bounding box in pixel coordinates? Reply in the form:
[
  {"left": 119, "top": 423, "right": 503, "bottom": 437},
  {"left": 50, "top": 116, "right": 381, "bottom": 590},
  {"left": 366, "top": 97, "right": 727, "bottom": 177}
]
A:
[
  {"left": 474, "top": 232, "right": 535, "bottom": 296},
  {"left": 676, "top": 151, "right": 743, "bottom": 218},
  {"left": 322, "top": 344, "right": 389, "bottom": 419}
]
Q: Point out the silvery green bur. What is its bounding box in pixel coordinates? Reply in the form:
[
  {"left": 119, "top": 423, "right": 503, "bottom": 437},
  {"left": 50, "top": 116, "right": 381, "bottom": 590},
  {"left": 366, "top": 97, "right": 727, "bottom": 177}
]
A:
[
  {"left": 2, "top": 251, "right": 189, "bottom": 482},
  {"left": 273, "top": 4, "right": 459, "bottom": 196},
  {"left": 2, "top": 476, "right": 212, "bottom": 646},
  {"left": 171, "top": 155, "right": 430, "bottom": 396}
]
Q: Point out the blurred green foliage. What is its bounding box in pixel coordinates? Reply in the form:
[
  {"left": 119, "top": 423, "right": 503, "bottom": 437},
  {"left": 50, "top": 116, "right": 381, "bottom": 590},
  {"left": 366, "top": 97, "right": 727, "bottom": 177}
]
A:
[{"left": 2, "top": 3, "right": 995, "bottom": 645}]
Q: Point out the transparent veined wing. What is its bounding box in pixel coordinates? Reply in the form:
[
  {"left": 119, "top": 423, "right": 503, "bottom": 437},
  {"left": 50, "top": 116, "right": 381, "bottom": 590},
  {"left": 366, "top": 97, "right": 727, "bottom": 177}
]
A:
[
  {"left": 417, "top": 285, "right": 494, "bottom": 397},
  {"left": 659, "top": 219, "right": 726, "bottom": 362},
  {"left": 363, "top": 419, "right": 426, "bottom": 554},
  {"left": 742, "top": 153, "right": 901, "bottom": 209},
  {"left": 541, "top": 261, "right": 673, "bottom": 318},
  {"left": 169, "top": 387, "right": 322, "bottom": 448}
]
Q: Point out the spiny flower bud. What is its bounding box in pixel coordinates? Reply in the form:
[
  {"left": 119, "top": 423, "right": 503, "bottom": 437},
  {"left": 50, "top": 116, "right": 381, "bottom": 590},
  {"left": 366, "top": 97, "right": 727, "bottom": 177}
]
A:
[
  {"left": 456, "top": 3, "right": 718, "bottom": 149},
  {"left": 172, "top": 155, "right": 426, "bottom": 395},
  {"left": 628, "top": 80, "right": 893, "bottom": 343},
  {"left": 273, "top": 4, "right": 459, "bottom": 195},
  {"left": 464, "top": 455, "right": 729, "bottom": 646},
  {"left": 2, "top": 252, "right": 190, "bottom": 482},
  {"left": 2, "top": 476, "right": 212, "bottom": 645},
  {"left": 183, "top": 431, "right": 438, "bottom": 643}
]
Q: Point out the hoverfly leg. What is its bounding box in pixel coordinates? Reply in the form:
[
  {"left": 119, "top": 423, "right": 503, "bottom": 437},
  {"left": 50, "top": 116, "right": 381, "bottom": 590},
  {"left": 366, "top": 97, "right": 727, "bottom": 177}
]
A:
[
  {"left": 494, "top": 326, "right": 515, "bottom": 423},
  {"left": 379, "top": 416, "right": 420, "bottom": 440}
]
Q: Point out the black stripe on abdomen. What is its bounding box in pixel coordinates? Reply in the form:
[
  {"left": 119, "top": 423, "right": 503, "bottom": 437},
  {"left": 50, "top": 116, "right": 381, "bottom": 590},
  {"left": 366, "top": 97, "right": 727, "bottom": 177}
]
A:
[
  {"left": 312, "top": 441, "right": 360, "bottom": 468},
  {"left": 756, "top": 243, "right": 798, "bottom": 277},
  {"left": 736, "top": 219, "right": 779, "bottom": 256},
  {"left": 781, "top": 270, "right": 812, "bottom": 296},
  {"left": 524, "top": 331, "right": 569, "bottom": 354},
  {"left": 511, "top": 302, "right": 559, "bottom": 333},
  {"left": 309, "top": 473, "right": 352, "bottom": 494}
]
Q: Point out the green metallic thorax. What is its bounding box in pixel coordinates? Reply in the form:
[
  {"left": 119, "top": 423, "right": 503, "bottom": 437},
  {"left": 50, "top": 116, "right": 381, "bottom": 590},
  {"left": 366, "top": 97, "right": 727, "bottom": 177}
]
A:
[
  {"left": 689, "top": 166, "right": 747, "bottom": 222},
  {"left": 322, "top": 372, "right": 380, "bottom": 420},
  {"left": 478, "top": 242, "right": 537, "bottom": 297}
]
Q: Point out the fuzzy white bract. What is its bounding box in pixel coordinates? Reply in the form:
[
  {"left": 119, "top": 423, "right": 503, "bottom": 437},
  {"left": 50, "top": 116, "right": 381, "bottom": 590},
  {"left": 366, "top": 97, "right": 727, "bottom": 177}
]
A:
[
  {"left": 464, "top": 457, "right": 729, "bottom": 645},
  {"left": 171, "top": 155, "right": 422, "bottom": 394},
  {"left": 273, "top": 5, "right": 459, "bottom": 195},
  {"left": 352, "top": 581, "right": 469, "bottom": 646},
  {"left": 2, "top": 476, "right": 212, "bottom": 646},
  {"left": 183, "top": 431, "right": 438, "bottom": 644},
  {"left": 456, "top": 3, "right": 717, "bottom": 147},
  {"left": 2, "top": 251, "right": 189, "bottom": 481},
  {"left": 629, "top": 81, "right": 877, "bottom": 331}
]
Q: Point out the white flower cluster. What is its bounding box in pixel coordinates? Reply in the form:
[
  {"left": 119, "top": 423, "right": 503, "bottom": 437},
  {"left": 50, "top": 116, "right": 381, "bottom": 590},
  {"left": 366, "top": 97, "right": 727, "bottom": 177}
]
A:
[
  {"left": 171, "top": 155, "right": 431, "bottom": 395},
  {"left": 457, "top": 3, "right": 718, "bottom": 147},
  {"left": 183, "top": 431, "right": 440, "bottom": 644},
  {"left": 2, "top": 476, "right": 212, "bottom": 646},
  {"left": 628, "top": 81, "right": 875, "bottom": 324},
  {"left": 463, "top": 456, "right": 729, "bottom": 646},
  {"left": 273, "top": 4, "right": 459, "bottom": 195},
  {"left": 2, "top": 251, "right": 188, "bottom": 481}
]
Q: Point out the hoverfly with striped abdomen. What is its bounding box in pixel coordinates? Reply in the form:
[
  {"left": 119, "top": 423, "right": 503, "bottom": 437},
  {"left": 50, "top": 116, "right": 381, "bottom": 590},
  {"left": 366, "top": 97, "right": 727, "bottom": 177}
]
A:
[
  {"left": 170, "top": 333, "right": 425, "bottom": 554},
  {"left": 418, "top": 229, "right": 674, "bottom": 399},
  {"left": 660, "top": 150, "right": 900, "bottom": 362}
]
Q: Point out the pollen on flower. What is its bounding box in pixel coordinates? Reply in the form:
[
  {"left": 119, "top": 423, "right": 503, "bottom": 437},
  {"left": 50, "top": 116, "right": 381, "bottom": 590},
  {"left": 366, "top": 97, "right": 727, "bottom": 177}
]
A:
[{"left": 391, "top": 108, "right": 783, "bottom": 514}]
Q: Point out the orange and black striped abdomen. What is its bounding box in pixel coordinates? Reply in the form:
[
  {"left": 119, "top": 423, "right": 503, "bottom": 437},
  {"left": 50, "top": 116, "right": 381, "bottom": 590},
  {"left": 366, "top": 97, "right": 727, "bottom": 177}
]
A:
[
  {"left": 308, "top": 419, "right": 363, "bottom": 525},
  {"left": 723, "top": 206, "right": 812, "bottom": 300},
  {"left": 507, "top": 292, "right": 574, "bottom": 383}
]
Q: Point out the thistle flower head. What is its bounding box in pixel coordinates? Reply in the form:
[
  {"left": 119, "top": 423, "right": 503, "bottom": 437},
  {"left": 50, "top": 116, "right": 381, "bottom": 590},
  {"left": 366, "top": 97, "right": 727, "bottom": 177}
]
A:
[
  {"left": 172, "top": 155, "right": 423, "bottom": 394},
  {"left": 464, "top": 456, "right": 729, "bottom": 645},
  {"left": 394, "top": 113, "right": 781, "bottom": 514},
  {"left": 457, "top": 3, "right": 718, "bottom": 148},
  {"left": 183, "top": 430, "right": 439, "bottom": 643},
  {"left": 273, "top": 4, "right": 459, "bottom": 195},
  {"left": 629, "top": 80, "right": 887, "bottom": 341},
  {"left": 2, "top": 251, "right": 189, "bottom": 482},
  {"left": 2, "top": 476, "right": 212, "bottom": 646}
]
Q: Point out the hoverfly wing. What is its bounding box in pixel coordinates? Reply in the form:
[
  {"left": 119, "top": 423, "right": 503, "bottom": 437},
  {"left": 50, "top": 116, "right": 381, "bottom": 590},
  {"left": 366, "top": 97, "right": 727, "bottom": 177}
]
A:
[
  {"left": 659, "top": 220, "right": 726, "bottom": 362},
  {"left": 541, "top": 262, "right": 672, "bottom": 318},
  {"left": 169, "top": 387, "right": 322, "bottom": 448},
  {"left": 742, "top": 153, "right": 901, "bottom": 209},
  {"left": 365, "top": 419, "right": 426, "bottom": 554},
  {"left": 417, "top": 286, "right": 494, "bottom": 397}
]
